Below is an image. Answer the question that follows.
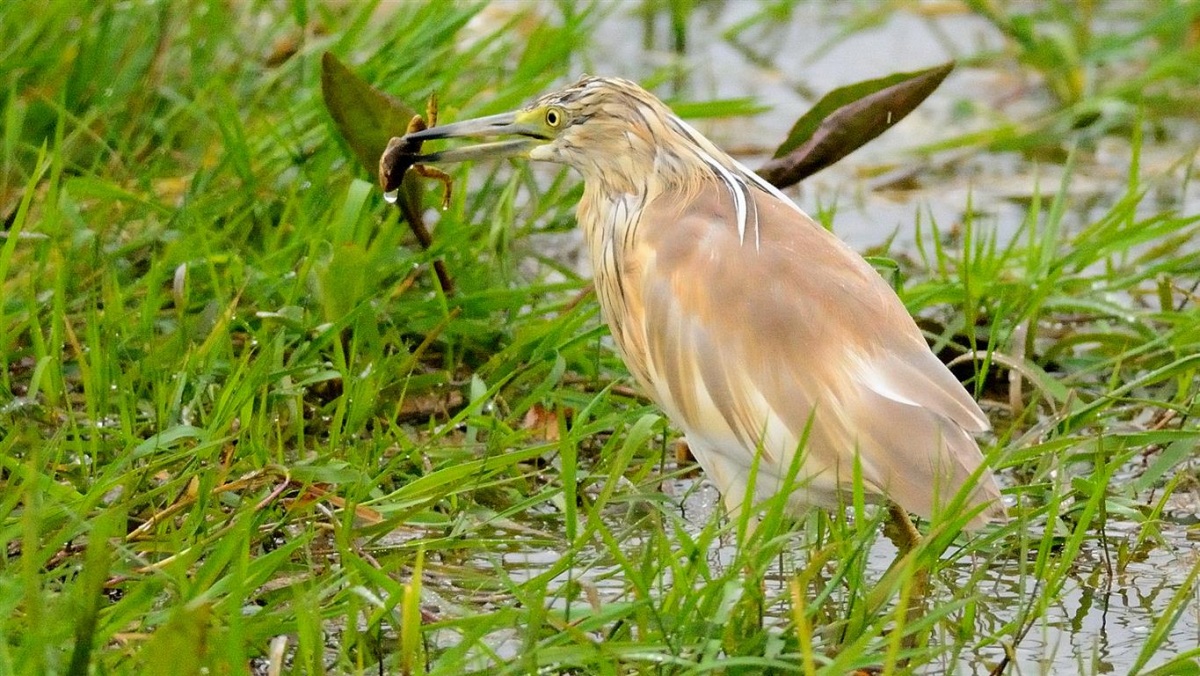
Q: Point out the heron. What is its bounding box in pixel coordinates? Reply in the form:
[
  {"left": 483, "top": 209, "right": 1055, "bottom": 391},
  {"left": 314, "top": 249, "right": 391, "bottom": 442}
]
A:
[{"left": 399, "top": 76, "right": 1004, "bottom": 554}]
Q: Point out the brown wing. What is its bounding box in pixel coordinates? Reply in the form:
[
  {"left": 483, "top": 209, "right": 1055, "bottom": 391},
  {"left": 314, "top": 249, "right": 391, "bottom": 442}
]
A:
[{"left": 623, "top": 180, "right": 1002, "bottom": 525}]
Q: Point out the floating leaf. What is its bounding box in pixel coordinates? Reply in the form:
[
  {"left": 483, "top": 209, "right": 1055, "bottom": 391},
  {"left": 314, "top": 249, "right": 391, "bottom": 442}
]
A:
[{"left": 757, "top": 62, "right": 954, "bottom": 188}]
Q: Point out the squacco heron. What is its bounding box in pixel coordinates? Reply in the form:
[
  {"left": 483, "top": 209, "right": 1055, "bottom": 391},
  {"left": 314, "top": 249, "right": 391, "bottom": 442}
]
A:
[{"left": 402, "top": 76, "right": 1004, "bottom": 549}]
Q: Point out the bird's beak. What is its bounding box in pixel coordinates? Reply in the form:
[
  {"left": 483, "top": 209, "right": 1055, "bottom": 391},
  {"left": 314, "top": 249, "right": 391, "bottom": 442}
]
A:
[{"left": 404, "top": 111, "right": 548, "bottom": 163}]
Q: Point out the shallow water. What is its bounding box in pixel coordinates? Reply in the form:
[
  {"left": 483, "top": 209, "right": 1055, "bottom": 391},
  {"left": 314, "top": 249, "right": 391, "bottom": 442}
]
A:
[{"left": 439, "top": 469, "right": 1198, "bottom": 673}]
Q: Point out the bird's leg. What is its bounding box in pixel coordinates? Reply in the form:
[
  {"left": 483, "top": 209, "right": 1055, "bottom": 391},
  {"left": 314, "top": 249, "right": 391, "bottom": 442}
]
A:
[
  {"left": 883, "top": 502, "right": 922, "bottom": 555},
  {"left": 883, "top": 503, "right": 929, "bottom": 660}
]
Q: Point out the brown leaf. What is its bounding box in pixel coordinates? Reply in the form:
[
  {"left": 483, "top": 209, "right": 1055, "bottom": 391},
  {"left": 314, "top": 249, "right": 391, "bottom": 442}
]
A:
[
  {"left": 522, "top": 403, "right": 572, "bottom": 442},
  {"left": 757, "top": 62, "right": 955, "bottom": 188}
]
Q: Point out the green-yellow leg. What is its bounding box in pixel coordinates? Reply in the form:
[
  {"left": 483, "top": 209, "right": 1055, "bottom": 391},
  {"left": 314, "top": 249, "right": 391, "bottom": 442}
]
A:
[
  {"left": 884, "top": 503, "right": 929, "bottom": 660},
  {"left": 884, "top": 502, "right": 923, "bottom": 555}
]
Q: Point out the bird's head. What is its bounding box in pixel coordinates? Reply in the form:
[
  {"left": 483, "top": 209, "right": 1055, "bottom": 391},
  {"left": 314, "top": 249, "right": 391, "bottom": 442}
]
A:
[{"left": 405, "top": 76, "right": 727, "bottom": 195}]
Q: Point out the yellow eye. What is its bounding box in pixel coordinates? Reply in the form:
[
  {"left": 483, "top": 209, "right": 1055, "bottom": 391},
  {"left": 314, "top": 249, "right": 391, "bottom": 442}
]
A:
[{"left": 546, "top": 107, "right": 564, "bottom": 127}]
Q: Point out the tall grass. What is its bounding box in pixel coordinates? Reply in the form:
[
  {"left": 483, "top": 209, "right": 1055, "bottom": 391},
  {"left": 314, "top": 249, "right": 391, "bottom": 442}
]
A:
[{"left": 0, "top": 1, "right": 1196, "bottom": 674}]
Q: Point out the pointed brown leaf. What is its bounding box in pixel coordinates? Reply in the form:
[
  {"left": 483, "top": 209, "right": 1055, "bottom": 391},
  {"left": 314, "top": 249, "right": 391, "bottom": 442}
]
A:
[{"left": 757, "top": 62, "right": 955, "bottom": 188}]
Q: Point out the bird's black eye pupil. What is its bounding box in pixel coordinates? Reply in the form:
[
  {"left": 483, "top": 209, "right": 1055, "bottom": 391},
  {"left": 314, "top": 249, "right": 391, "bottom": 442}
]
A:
[{"left": 547, "top": 110, "right": 559, "bottom": 126}]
